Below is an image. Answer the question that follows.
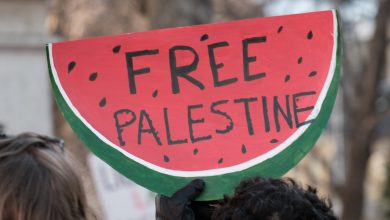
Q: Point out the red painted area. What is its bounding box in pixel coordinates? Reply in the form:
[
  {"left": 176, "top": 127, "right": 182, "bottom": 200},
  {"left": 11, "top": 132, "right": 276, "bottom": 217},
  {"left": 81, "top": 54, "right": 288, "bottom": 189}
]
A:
[{"left": 52, "top": 11, "right": 334, "bottom": 171}]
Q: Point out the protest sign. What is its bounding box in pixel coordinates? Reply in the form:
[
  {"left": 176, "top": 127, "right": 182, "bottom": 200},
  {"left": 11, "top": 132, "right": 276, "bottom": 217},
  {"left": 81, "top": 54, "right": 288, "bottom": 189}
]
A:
[
  {"left": 47, "top": 10, "right": 340, "bottom": 200},
  {"left": 88, "top": 154, "right": 154, "bottom": 220}
]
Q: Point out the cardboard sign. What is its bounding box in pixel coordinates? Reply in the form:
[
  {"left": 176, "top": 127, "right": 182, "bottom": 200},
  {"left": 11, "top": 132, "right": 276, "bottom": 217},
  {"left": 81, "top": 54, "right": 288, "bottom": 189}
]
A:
[
  {"left": 47, "top": 10, "right": 341, "bottom": 200},
  {"left": 88, "top": 154, "right": 154, "bottom": 220}
]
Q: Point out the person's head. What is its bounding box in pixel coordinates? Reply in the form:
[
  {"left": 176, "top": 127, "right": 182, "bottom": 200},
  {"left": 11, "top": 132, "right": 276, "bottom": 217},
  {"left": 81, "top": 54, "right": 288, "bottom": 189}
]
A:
[
  {"left": 0, "top": 132, "right": 89, "bottom": 220},
  {"left": 212, "top": 176, "right": 337, "bottom": 220}
]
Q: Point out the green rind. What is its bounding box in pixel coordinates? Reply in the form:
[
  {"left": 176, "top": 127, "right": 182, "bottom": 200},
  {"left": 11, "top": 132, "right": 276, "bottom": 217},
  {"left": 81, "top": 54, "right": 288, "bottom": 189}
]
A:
[{"left": 46, "top": 15, "right": 341, "bottom": 200}]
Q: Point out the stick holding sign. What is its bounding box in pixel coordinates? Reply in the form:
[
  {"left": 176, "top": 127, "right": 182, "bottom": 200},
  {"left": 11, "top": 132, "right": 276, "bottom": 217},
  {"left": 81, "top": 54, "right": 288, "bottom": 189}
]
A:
[{"left": 47, "top": 9, "right": 341, "bottom": 200}]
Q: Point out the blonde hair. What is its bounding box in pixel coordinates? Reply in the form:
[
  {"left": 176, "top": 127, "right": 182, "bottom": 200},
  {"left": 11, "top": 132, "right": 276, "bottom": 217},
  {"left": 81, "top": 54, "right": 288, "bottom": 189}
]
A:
[{"left": 0, "top": 132, "right": 90, "bottom": 220}]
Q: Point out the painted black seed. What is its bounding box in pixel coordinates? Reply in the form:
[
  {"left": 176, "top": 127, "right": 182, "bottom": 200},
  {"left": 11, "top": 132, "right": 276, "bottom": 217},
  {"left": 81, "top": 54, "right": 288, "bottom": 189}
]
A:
[
  {"left": 307, "top": 30, "right": 313, "bottom": 39},
  {"left": 193, "top": 148, "right": 198, "bottom": 155},
  {"left": 152, "top": 90, "right": 158, "bottom": 98},
  {"left": 277, "top": 25, "right": 283, "bottom": 33},
  {"left": 270, "top": 139, "right": 278, "bottom": 143},
  {"left": 298, "top": 56, "right": 303, "bottom": 64},
  {"left": 112, "top": 45, "right": 121, "bottom": 53},
  {"left": 68, "top": 61, "right": 76, "bottom": 73},
  {"left": 308, "top": 71, "right": 317, "bottom": 77},
  {"left": 99, "top": 97, "right": 106, "bottom": 107},
  {"left": 284, "top": 75, "right": 290, "bottom": 82},
  {"left": 241, "top": 144, "right": 247, "bottom": 154},
  {"left": 163, "top": 155, "right": 170, "bottom": 162},
  {"left": 89, "top": 72, "right": 98, "bottom": 81},
  {"left": 200, "top": 34, "right": 209, "bottom": 41},
  {"left": 218, "top": 158, "right": 223, "bottom": 164}
]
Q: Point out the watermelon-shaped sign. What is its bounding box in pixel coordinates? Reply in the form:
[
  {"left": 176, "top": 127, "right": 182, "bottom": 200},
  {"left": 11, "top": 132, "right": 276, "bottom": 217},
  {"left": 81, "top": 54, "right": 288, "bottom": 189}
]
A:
[{"left": 47, "top": 10, "right": 341, "bottom": 200}]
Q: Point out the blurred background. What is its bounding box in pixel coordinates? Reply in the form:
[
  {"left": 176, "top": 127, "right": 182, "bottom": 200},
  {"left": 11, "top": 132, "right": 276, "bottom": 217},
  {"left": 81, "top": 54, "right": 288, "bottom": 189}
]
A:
[{"left": 0, "top": 0, "right": 389, "bottom": 219}]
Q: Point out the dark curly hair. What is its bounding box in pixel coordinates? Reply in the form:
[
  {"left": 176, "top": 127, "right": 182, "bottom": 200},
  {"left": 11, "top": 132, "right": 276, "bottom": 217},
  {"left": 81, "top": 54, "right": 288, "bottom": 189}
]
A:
[{"left": 212, "top": 177, "right": 337, "bottom": 220}]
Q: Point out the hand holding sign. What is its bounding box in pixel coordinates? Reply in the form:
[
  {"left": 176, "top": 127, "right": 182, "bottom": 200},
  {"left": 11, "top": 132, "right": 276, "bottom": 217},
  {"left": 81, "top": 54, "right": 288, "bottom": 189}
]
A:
[
  {"left": 47, "top": 10, "right": 341, "bottom": 200},
  {"left": 155, "top": 179, "right": 206, "bottom": 220}
]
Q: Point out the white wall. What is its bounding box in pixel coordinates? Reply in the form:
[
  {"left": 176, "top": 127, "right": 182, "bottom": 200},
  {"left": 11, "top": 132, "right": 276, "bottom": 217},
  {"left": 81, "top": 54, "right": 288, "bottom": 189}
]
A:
[{"left": 0, "top": 1, "right": 53, "bottom": 135}]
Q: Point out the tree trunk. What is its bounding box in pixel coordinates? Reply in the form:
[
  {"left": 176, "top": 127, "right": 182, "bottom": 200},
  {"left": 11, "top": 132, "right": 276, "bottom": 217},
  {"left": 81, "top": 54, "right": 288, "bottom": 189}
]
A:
[
  {"left": 342, "top": 0, "right": 390, "bottom": 219},
  {"left": 147, "top": 0, "right": 212, "bottom": 29}
]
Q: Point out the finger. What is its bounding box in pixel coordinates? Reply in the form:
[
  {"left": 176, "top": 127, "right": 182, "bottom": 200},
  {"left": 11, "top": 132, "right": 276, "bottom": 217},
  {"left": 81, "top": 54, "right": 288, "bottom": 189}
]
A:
[{"left": 172, "top": 179, "right": 205, "bottom": 203}]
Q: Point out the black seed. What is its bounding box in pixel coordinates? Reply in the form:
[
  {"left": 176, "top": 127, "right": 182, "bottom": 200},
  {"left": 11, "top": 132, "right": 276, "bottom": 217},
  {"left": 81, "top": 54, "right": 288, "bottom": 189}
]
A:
[
  {"left": 89, "top": 72, "right": 98, "bottom": 81},
  {"left": 270, "top": 139, "right": 278, "bottom": 143},
  {"left": 308, "top": 71, "right": 317, "bottom": 77},
  {"left": 307, "top": 31, "right": 313, "bottom": 39},
  {"left": 163, "top": 155, "right": 170, "bottom": 162},
  {"left": 277, "top": 25, "right": 283, "bottom": 33},
  {"left": 284, "top": 74, "right": 290, "bottom": 82},
  {"left": 152, "top": 90, "right": 158, "bottom": 98},
  {"left": 193, "top": 148, "right": 198, "bottom": 155},
  {"left": 298, "top": 56, "right": 303, "bottom": 64},
  {"left": 112, "top": 45, "right": 121, "bottom": 53},
  {"left": 241, "top": 144, "right": 247, "bottom": 154},
  {"left": 218, "top": 158, "right": 223, "bottom": 164},
  {"left": 200, "top": 34, "right": 209, "bottom": 41},
  {"left": 99, "top": 97, "right": 106, "bottom": 107},
  {"left": 68, "top": 61, "right": 76, "bottom": 73}
]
